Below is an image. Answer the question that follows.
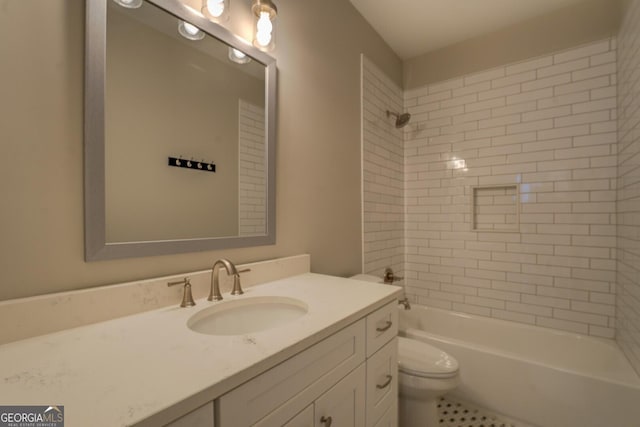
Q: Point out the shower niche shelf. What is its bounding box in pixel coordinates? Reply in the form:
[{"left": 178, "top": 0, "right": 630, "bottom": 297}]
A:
[{"left": 471, "top": 185, "right": 520, "bottom": 232}]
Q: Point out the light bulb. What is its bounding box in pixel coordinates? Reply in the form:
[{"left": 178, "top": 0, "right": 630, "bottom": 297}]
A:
[
  {"left": 206, "top": 0, "right": 225, "bottom": 18},
  {"left": 202, "top": 0, "right": 227, "bottom": 21},
  {"left": 256, "top": 11, "right": 273, "bottom": 47}
]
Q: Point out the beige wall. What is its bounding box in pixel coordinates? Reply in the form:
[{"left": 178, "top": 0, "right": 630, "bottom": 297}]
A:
[
  {"left": 0, "top": 0, "right": 401, "bottom": 301},
  {"left": 403, "top": 0, "right": 622, "bottom": 90}
]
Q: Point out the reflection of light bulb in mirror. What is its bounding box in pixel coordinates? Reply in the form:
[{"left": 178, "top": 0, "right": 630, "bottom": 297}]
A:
[
  {"left": 183, "top": 22, "right": 199, "bottom": 36},
  {"left": 256, "top": 11, "right": 273, "bottom": 47},
  {"left": 228, "top": 47, "right": 251, "bottom": 64},
  {"left": 178, "top": 21, "right": 205, "bottom": 41},
  {"left": 113, "top": 0, "right": 142, "bottom": 8},
  {"left": 206, "top": 0, "right": 225, "bottom": 17}
]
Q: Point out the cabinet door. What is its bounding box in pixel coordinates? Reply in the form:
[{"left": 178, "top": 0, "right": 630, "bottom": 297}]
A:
[
  {"left": 315, "top": 364, "right": 366, "bottom": 427},
  {"left": 222, "top": 320, "right": 365, "bottom": 427},
  {"left": 283, "top": 405, "right": 314, "bottom": 427},
  {"left": 366, "top": 338, "right": 398, "bottom": 427},
  {"left": 164, "top": 401, "right": 214, "bottom": 427},
  {"left": 372, "top": 401, "right": 397, "bottom": 427}
]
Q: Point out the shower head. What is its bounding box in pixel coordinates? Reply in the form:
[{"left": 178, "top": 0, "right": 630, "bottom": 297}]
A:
[{"left": 386, "top": 110, "right": 411, "bottom": 128}]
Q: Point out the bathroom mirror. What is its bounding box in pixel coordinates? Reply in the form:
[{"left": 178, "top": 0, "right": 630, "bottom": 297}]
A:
[{"left": 85, "top": 0, "right": 276, "bottom": 261}]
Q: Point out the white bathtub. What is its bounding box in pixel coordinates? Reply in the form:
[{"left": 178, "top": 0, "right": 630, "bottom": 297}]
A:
[{"left": 400, "top": 305, "right": 640, "bottom": 427}]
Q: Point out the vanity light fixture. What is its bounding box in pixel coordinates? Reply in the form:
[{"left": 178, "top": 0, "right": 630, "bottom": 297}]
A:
[
  {"left": 251, "top": 0, "right": 277, "bottom": 51},
  {"left": 228, "top": 47, "right": 252, "bottom": 64},
  {"left": 202, "top": 0, "right": 229, "bottom": 22},
  {"left": 178, "top": 21, "right": 205, "bottom": 41},
  {"left": 113, "top": 0, "right": 142, "bottom": 8}
]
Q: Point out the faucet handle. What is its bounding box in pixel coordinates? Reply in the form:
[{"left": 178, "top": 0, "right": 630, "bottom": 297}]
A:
[
  {"left": 383, "top": 267, "right": 403, "bottom": 284},
  {"left": 398, "top": 296, "right": 411, "bottom": 310},
  {"left": 231, "top": 268, "right": 251, "bottom": 295},
  {"left": 168, "top": 277, "right": 196, "bottom": 308}
]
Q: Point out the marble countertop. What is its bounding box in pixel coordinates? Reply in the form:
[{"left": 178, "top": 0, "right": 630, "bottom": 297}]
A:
[{"left": 0, "top": 273, "right": 401, "bottom": 426}]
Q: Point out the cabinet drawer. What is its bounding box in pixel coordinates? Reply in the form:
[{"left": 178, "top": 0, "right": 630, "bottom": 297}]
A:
[
  {"left": 165, "top": 401, "right": 214, "bottom": 427},
  {"left": 366, "top": 301, "right": 398, "bottom": 357},
  {"left": 220, "top": 320, "right": 366, "bottom": 426},
  {"left": 366, "top": 338, "right": 398, "bottom": 427},
  {"left": 283, "top": 405, "right": 313, "bottom": 427}
]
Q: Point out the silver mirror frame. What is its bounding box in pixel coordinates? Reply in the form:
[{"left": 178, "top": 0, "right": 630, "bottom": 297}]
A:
[{"left": 84, "top": 0, "right": 276, "bottom": 261}]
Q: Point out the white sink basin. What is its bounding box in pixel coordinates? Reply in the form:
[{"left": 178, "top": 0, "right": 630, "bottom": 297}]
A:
[{"left": 187, "top": 296, "right": 308, "bottom": 336}]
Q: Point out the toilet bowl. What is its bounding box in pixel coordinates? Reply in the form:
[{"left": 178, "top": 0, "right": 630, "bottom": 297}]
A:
[
  {"left": 398, "top": 336, "right": 460, "bottom": 427},
  {"left": 350, "top": 273, "right": 460, "bottom": 427}
]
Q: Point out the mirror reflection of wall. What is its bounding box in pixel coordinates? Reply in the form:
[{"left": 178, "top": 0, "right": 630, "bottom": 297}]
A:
[
  {"left": 238, "top": 99, "right": 266, "bottom": 236},
  {"left": 105, "top": 1, "right": 265, "bottom": 243}
]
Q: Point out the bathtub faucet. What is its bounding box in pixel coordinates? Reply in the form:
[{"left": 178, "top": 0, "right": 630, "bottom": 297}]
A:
[{"left": 384, "top": 267, "right": 411, "bottom": 309}]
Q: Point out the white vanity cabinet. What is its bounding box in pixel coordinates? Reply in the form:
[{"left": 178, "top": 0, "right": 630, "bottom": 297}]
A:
[
  {"left": 281, "top": 405, "right": 313, "bottom": 427},
  {"left": 365, "top": 339, "right": 398, "bottom": 427},
  {"left": 364, "top": 302, "right": 398, "bottom": 427},
  {"left": 216, "top": 300, "right": 399, "bottom": 427},
  {"left": 0, "top": 265, "right": 403, "bottom": 427},
  {"left": 219, "top": 320, "right": 365, "bottom": 426},
  {"left": 313, "top": 364, "right": 366, "bottom": 426},
  {"left": 279, "top": 365, "right": 366, "bottom": 427}
]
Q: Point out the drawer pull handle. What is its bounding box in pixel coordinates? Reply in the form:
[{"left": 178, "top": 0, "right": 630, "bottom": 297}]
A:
[
  {"left": 320, "top": 416, "right": 332, "bottom": 426},
  {"left": 376, "top": 374, "right": 393, "bottom": 389},
  {"left": 376, "top": 320, "right": 393, "bottom": 332}
]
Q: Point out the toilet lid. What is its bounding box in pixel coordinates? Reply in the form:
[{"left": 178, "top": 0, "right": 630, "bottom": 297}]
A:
[{"left": 398, "top": 337, "right": 459, "bottom": 378}]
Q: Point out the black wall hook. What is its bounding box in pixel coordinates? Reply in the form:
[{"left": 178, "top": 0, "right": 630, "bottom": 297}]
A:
[{"left": 168, "top": 156, "right": 216, "bottom": 173}]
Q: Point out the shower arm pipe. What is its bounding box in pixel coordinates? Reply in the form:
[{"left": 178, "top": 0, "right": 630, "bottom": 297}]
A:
[{"left": 386, "top": 110, "right": 411, "bottom": 128}]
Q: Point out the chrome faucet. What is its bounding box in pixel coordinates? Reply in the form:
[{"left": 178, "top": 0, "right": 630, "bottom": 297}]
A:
[{"left": 208, "top": 259, "right": 249, "bottom": 301}]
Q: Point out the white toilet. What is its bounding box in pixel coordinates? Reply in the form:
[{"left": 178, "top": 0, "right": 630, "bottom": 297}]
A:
[
  {"left": 397, "top": 336, "right": 460, "bottom": 427},
  {"left": 350, "top": 273, "right": 460, "bottom": 427}
]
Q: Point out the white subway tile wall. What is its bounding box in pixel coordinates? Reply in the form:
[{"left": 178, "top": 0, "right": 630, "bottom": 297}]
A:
[
  {"left": 238, "top": 100, "right": 266, "bottom": 236},
  {"left": 361, "top": 56, "right": 405, "bottom": 278},
  {"left": 472, "top": 186, "right": 519, "bottom": 231},
  {"left": 617, "top": 1, "right": 640, "bottom": 375},
  {"left": 403, "top": 39, "right": 618, "bottom": 338}
]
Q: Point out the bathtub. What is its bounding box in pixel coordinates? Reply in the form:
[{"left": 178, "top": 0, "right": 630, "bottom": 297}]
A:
[{"left": 400, "top": 305, "right": 640, "bottom": 427}]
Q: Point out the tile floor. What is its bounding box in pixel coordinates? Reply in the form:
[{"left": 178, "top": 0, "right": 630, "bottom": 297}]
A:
[{"left": 437, "top": 396, "right": 532, "bottom": 427}]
